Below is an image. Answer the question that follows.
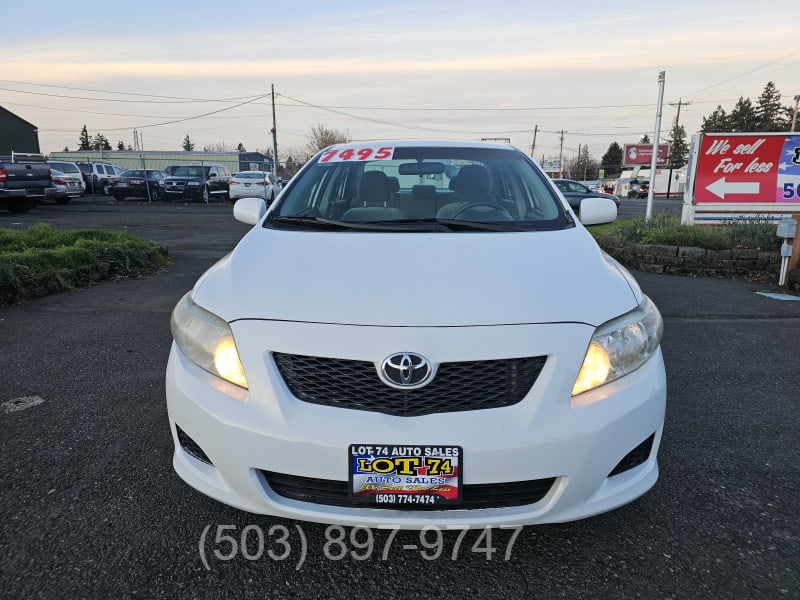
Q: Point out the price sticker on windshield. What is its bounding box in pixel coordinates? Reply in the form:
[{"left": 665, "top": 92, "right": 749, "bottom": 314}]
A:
[{"left": 319, "top": 145, "right": 395, "bottom": 163}]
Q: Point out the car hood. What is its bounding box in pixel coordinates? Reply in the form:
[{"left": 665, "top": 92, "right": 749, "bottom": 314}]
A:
[{"left": 191, "top": 226, "right": 640, "bottom": 327}]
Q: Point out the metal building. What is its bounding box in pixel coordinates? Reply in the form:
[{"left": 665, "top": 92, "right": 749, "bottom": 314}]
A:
[
  {"left": 47, "top": 149, "right": 273, "bottom": 173},
  {"left": 0, "top": 106, "right": 41, "bottom": 154}
]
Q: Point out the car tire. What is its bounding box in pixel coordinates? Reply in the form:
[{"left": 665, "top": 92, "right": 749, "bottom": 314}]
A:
[
  {"left": 267, "top": 191, "right": 275, "bottom": 205},
  {"left": 7, "top": 199, "right": 35, "bottom": 214},
  {"left": 100, "top": 181, "right": 110, "bottom": 196},
  {"left": 150, "top": 187, "right": 161, "bottom": 202},
  {"left": 202, "top": 186, "right": 210, "bottom": 203},
  {"left": 114, "top": 194, "right": 124, "bottom": 201}
]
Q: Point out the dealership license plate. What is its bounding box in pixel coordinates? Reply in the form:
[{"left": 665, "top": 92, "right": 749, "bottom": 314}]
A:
[
  {"left": 118, "top": 182, "right": 128, "bottom": 187},
  {"left": 349, "top": 444, "right": 462, "bottom": 506}
]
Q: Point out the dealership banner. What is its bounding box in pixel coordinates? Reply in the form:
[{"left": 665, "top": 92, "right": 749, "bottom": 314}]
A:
[
  {"left": 623, "top": 143, "right": 670, "bottom": 166},
  {"left": 682, "top": 133, "right": 800, "bottom": 224}
]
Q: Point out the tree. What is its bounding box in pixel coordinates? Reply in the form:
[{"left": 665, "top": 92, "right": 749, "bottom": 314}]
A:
[
  {"left": 91, "top": 133, "right": 111, "bottom": 151},
  {"left": 639, "top": 133, "right": 651, "bottom": 144},
  {"left": 117, "top": 140, "right": 125, "bottom": 151},
  {"left": 756, "top": 81, "right": 790, "bottom": 131},
  {"left": 601, "top": 142, "right": 623, "bottom": 176},
  {"left": 305, "top": 123, "right": 350, "bottom": 156},
  {"left": 182, "top": 135, "right": 195, "bottom": 151},
  {"left": 567, "top": 145, "right": 599, "bottom": 180},
  {"left": 728, "top": 96, "right": 759, "bottom": 132},
  {"left": 63, "top": 146, "right": 69, "bottom": 152},
  {"left": 666, "top": 124, "right": 689, "bottom": 168},
  {"left": 78, "top": 125, "right": 91, "bottom": 150},
  {"left": 204, "top": 141, "right": 231, "bottom": 152},
  {"left": 701, "top": 105, "right": 730, "bottom": 133},
  {"left": 236, "top": 142, "right": 246, "bottom": 152}
]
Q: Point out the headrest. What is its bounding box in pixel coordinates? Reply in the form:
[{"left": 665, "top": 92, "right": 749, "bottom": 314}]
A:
[{"left": 358, "top": 171, "right": 391, "bottom": 207}]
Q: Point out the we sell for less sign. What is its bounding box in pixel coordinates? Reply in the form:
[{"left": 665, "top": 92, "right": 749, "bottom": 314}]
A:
[{"left": 694, "top": 133, "right": 800, "bottom": 204}]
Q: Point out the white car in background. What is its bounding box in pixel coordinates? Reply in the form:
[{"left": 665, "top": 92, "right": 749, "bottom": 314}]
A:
[
  {"left": 229, "top": 171, "right": 282, "bottom": 204},
  {"left": 166, "top": 140, "right": 666, "bottom": 529}
]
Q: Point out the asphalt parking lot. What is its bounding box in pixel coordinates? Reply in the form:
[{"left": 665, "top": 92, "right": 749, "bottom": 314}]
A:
[{"left": 1, "top": 196, "right": 798, "bottom": 599}]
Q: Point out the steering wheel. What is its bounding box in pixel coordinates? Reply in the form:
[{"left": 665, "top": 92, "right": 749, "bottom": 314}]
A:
[{"left": 451, "top": 202, "right": 512, "bottom": 220}]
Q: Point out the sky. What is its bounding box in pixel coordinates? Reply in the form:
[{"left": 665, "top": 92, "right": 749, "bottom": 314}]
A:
[{"left": 2, "top": 0, "right": 799, "bottom": 164}]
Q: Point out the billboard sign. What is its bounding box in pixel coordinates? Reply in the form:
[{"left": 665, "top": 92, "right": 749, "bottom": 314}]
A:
[
  {"left": 693, "top": 134, "right": 800, "bottom": 204},
  {"left": 623, "top": 143, "right": 670, "bottom": 166}
]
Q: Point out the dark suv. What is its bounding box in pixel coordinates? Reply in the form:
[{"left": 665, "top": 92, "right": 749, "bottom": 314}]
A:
[{"left": 162, "top": 164, "right": 231, "bottom": 202}]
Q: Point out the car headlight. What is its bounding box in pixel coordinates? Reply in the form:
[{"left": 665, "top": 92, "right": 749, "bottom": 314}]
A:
[
  {"left": 170, "top": 292, "right": 248, "bottom": 388},
  {"left": 572, "top": 296, "right": 663, "bottom": 396}
]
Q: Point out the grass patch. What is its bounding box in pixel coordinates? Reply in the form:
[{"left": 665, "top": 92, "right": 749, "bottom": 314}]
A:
[
  {"left": 0, "top": 223, "right": 170, "bottom": 306},
  {"left": 588, "top": 215, "right": 781, "bottom": 251}
]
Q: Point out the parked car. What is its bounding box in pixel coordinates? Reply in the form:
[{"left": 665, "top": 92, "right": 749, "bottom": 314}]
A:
[
  {"left": 163, "top": 164, "right": 231, "bottom": 202},
  {"left": 166, "top": 140, "right": 665, "bottom": 528},
  {"left": 109, "top": 169, "right": 168, "bottom": 201},
  {"left": 228, "top": 170, "right": 282, "bottom": 203},
  {"left": 551, "top": 178, "right": 620, "bottom": 209},
  {"left": 47, "top": 161, "right": 86, "bottom": 197},
  {"left": 76, "top": 162, "right": 124, "bottom": 195},
  {"left": 628, "top": 180, "right": 650, "bottom": 199},
  {"left": 48, "top": 168, "right": 85, "bottom": 203}
]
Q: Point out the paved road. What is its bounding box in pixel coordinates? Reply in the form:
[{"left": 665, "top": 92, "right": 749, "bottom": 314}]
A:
[{"left": 1, "top": 197, "right": 798, "bottom": 599}]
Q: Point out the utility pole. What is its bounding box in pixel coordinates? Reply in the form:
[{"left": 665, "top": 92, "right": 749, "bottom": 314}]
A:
[
  {"left": 558, "top": 130, "right": 565, "bottom": 178},
  {"left": 530, "top": 125, "right": 538, "bottom": 158},
  {"left": 666, "top": 98, "right": 690, "bottom": 197},
  {"left": 792, "top": 95, "right": 800, "bottom": 132},
  {"left": 646, "top": 71, "right": 666, "bottom": 222},
  {"left": 270, "top": 83, "right": 278, "bottom": 178}
]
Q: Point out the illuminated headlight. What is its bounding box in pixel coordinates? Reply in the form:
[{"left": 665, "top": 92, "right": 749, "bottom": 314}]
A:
[
  {"left": 170, "top": 292, "right": 248, "bottom": 388},
  {"left": 572, "top": 296, "right": 663, "bottom": 396},
  {"left": 187, "top": 181, "right": 201, "bottom": 186}
]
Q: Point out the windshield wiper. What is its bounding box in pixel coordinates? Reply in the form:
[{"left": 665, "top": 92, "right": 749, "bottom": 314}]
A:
[
  {"left": 270, "top": 216, "right": 400, "bottom": 231},
  {"left": 387, "top": 218, "right": 524, "bottom": 232}
]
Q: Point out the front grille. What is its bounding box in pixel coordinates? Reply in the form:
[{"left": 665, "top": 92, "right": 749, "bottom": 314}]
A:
[
  {"left": 608, "top": 434, "right": 655, "bottom": 477},
  {"left": 272, "top": 353, "right": 546, "bottom": 417},
  {"left": 261, "top": 471, "right": 556, "bottom": 510}
]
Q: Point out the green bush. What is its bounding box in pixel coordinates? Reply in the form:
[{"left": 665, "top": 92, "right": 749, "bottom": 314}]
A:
[
  {"left": 0, "top": 223, "right": 170, "bottom": 306},
  {"left": 593, "top": 215, "right": 781, "bottom": 251}
]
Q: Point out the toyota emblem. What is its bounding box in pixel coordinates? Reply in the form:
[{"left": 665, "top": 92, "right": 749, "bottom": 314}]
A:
[{"left": 380, "top": 353, "right": 432, "bottom": 388}]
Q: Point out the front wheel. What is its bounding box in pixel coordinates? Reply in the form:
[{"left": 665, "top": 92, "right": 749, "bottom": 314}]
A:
[{"left": 100, "top": 181, "right": 110, "bottom": 196}]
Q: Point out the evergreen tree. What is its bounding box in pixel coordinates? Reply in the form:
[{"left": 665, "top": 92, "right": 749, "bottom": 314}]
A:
[
  {"left": 91, "top": 133, "right": 111, "bottom": 151},
  {"left": 639, "top": 133, "right": 651, "bottom": 144},
  {"left": 601, "top": 142, "right": 623, "bottom": 176},
  {"left": 728, "top": 97, "right": 759, "bottom": 132},
  {"left": 78, "top": 125, "right": 91, "bottom": 150},
  {"left": 701, "top": 105, "right": 730, "bottom": 132},
  {"left": 63, "top": 146, "right": 69, "bottom": 152},
  {"left": 182, "top": 135, "right": 195, "bottom": 151},
  {"left": 756, "top": 81, "right": 790, "bottom": 131},
  {"left": 666, "top": 124, "right": 689, "bottom": 168},
  {"left": 117, "top": 140, "right": 125, "bottom": 151},
  {"left": 236, "top": 142, "right": 246, "bottom": 152}
]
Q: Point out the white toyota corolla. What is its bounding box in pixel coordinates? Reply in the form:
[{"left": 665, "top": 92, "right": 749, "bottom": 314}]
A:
[{"left": 166, "top": 140, "right": 666, "bottom": 528}]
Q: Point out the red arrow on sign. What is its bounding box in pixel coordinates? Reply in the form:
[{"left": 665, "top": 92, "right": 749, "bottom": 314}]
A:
[{"left": 706, "top": 177, "right": 761, "bottom": 200}]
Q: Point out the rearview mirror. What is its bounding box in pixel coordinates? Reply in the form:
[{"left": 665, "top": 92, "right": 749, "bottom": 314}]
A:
[
  {"left": 398, "top": 162, "right": 445, "bottom": 175},
  {"left": 233, "top": 197, "right": 267, "bottom": 225},
  {"left": 578, "top": 197, "right": 617, "bottom": 225}
]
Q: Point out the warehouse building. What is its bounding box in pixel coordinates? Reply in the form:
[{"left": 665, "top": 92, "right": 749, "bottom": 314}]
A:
[
  {"left": 47, "top": 149, "right": 274, "bottom": 174},
  {"left": 0, "top": 106, "right": 41, "bottom": 154}
]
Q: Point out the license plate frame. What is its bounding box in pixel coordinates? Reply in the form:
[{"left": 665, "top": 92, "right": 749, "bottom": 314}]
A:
[{"left": 348, "top": 444, "right": 462, "bottom": 507}]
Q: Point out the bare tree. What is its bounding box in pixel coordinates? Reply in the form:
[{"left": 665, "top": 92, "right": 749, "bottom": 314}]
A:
[{"left": 305, "top": 123, "right": 350, "bottom": 157}]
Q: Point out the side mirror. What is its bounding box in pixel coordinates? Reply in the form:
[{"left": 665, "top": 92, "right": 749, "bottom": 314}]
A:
[
  {"left": 233, "top": 197, "right": 267, "bottom": 225},
  {"left": 578, "top": 197, "right": 617, "bottom": 225}
]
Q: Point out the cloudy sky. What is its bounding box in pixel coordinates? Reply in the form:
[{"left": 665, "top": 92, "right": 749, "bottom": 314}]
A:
[{"left": 3, "top": 0, "right": 798, "bottom": 162}]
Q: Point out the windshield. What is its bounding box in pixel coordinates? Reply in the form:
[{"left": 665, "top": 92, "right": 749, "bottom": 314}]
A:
[
  {"left": 268, "top": 144, "right": 570, "bottom": 232},
  {"left": 173, "top": 166, "right": 208, "bottom": 178}
]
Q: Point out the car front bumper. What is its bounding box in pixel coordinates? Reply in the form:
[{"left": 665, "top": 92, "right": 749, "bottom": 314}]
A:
[{"left": 166, "top": 320, "right": 666, "bottom": 529}]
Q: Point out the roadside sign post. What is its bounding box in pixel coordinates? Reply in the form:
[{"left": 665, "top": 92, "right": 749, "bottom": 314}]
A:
[{"left": 681, "top": 132, "right": 800, "bottom": 225}]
